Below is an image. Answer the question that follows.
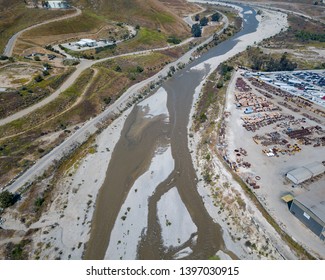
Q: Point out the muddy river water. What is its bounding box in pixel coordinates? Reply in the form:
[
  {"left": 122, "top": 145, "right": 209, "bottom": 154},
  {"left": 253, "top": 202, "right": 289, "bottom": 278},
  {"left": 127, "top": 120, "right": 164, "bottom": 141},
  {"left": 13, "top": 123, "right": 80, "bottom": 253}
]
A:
[{"left": 84, "top": 4, "right": 259, "bottom": 260}]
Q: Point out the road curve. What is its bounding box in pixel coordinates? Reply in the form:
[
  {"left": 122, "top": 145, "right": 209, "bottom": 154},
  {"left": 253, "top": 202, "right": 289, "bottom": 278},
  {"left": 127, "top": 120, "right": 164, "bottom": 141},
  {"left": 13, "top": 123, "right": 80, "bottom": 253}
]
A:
[
  {"left": 4, "top": 12, "right": 230, "bottom": 193},
  {"left": 0, "top": 17, "right": 226, "bottom": 127},
  {"left": 3, "top": 7, "right": 82, "bottom": 57}
]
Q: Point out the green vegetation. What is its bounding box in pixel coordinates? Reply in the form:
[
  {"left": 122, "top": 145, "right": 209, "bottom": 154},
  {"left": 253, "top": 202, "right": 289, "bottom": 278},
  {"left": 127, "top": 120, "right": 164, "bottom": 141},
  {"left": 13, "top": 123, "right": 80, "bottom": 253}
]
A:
[
  {"left": 295, "top": 30, "right": 325, "bottom": 42},
  {"left": 5, "top": 239, "right": 31, "bottom": 260},
  {"left": 195, "top": 59, "right": 316, "bottom": 259},
  {"left": 208, "top": 255, "right": 221, "bottom": 260},
  {"left": 34, "top": 75, "right": 44, "bottom": 83},
  {"left": 211, "top": 12, "right": 221, "bottom": 22},
  {"left": 128, "top": 27, "right": 167, "bottom": 46},
  {"left": 0, "top": 51, "right": 176, "bottom": 187},
  {"left": 247, "top": 48, "right": 297, "bottom": 71},
  {"left": 0, "top": 68, "right": 93, "bottom": 137},
  {"left": 34, "top": 196, "right": 45, "bottom": 211},
  {"left": 0, "top": 67, "right": 75, "bottom": 119},
  {"left": 0, "top": 191, "right": 15, "bottom": 209},
  {"left": 167, "top": 36, "right": 182, "bottom": 45},
  {"left": 200, "top": 17, "right": 209, "bottom": 27},
  {"left": 191, "top": 24, "right": 202, "bottom": 37}
]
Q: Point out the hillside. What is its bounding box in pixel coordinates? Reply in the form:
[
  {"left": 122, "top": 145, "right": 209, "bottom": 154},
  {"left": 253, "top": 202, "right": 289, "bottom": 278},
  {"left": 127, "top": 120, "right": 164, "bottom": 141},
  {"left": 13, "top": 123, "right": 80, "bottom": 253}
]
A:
[
  {"left": 0, "top": 0, "right": 73, "bottom": 53},
  {"left": 14, "top": 0, "right": 196, "bottom": 55},
  {"left": 70, "top": 0, "right": 190, "bottom": 36}
]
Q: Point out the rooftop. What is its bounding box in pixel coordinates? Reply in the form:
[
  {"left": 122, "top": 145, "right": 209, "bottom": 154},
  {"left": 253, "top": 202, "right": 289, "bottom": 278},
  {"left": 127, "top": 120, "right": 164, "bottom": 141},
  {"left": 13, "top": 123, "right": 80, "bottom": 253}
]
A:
[{"left": 295, "top": 184, "right": 325, "bottom": 224}]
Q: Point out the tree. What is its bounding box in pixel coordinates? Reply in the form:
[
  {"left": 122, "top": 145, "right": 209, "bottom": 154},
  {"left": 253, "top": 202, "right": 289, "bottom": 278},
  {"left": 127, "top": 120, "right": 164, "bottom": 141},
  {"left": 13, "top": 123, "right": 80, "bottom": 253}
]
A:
[
  {"left": 191, "top": 23, "right": 202, "bottom": 37},
  {"left": 0, "top": 190, "right": 15, "bottom": 209},
  {"left": 34, "top": 74, "right": 43, "bottom": 82},
  {"left": 200, "top": 17, "right": 209, "bottom": 27},
  {"left": 211, "top": 12, "right": 221, "bottom": 22},
  {"left": 136, "top": 65, "right": 144, "bottom": 73},
  {"left": 194, "top": 14, "right": 200, "bottom": 21}
]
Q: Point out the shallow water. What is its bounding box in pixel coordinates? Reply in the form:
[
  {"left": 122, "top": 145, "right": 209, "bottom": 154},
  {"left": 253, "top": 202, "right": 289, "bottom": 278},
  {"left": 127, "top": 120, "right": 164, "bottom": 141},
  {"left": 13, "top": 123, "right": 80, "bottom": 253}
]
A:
[{"left": 84, "top": 5, "right": 258, "bottom": 260}]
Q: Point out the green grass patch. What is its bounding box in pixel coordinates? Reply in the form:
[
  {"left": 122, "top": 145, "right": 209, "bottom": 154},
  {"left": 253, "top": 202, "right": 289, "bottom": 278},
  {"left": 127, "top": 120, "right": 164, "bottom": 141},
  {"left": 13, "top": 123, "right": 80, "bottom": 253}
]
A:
[{"left": 126, "top": 27, "right": 168, "bottom": 47}]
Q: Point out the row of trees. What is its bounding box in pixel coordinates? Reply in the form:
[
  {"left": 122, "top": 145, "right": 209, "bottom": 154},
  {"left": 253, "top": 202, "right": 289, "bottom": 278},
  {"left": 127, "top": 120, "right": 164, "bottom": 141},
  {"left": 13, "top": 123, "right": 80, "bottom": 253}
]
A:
[
  {"left": 250, "top": 51, "right": 297, "bottom": 72},
  {"left": 195, "top": 12, "right": 221, "bottom": 23},
  {"left": 295, "top": 30, "right": 325, "bottom": 42},
  {"left": 191, "top": 12, "right": 221, "bottom": 38}
]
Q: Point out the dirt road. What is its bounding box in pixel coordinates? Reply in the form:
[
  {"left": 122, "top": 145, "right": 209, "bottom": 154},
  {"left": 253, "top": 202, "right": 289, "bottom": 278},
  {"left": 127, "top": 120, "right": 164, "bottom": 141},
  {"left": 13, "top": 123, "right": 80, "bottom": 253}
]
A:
[{"left": 3, "top": 7, "right": 82, "bottom": 57}]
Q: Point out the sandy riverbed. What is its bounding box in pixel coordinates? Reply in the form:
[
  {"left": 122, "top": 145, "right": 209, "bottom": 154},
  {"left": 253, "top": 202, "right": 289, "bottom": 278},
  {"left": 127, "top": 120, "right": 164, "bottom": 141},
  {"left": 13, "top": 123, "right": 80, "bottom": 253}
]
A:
[
  {"left": 186, "top": 7, "right": 300, "bottom": 259},
  {"left": 1, "top": 4, "right": 294, "bottom": 260}
]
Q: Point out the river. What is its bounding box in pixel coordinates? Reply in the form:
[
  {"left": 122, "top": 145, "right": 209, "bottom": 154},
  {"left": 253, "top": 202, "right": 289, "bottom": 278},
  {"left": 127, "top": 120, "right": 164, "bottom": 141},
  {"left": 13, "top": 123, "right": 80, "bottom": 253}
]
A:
[{"left": 84, "top": 4, "right": 259, "bottom": 260}]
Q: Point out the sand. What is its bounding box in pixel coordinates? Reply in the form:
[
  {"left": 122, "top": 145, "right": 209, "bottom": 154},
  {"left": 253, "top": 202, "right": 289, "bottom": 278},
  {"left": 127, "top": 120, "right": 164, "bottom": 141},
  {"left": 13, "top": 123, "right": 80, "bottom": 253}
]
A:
[
  {"left": 138, "top": 87, "right": 169, "bottom": 121},
  {"left": 1, "top": 2, "right": 294, "bottom": 260},
  {"left": 186, "top": 6, "right": 299, "bottom": 259},
  {"left": 157, "top": 187, "right": 198, "bottom": 249},
  {"left": 23, "top": 108, "right": 132, "bottom": 259},
  {"left": 105, "top": 145, "right": 175, "bottom": 260}
]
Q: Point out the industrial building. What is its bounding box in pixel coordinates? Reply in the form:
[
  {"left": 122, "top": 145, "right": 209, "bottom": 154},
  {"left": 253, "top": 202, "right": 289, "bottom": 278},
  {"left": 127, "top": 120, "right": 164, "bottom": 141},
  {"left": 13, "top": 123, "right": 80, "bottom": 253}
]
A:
[
  {"left": 290, "top": 185, "right": 325, "bottom": 240},
  {"left": 286, "top": 162, "right": 325, "bottom": 184}
]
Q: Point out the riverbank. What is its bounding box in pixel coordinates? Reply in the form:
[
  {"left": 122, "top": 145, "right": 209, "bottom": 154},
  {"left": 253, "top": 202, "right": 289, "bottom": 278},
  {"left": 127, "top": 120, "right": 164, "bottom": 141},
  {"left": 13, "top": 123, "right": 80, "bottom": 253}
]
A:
[
  {"left": 26, "top": 108, "right": 131, "bottom": 259},
  {"left": 0, "top": 3, "right": 292, "bottom": 260},
  {"left": 37, "top": 5, "right": 290, "bottom": 260},
  {"left": 187, "top": 7, "right": 299, "bottom": 259}
]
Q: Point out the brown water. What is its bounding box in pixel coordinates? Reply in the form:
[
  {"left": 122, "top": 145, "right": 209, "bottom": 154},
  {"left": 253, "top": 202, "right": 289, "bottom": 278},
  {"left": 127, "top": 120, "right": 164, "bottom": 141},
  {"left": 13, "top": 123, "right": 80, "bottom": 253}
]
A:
[
  {"left": 84, "top": 69, "right": 230, "bottom": 260},
  {"left": 84, "top": 4, "right": 258, "bottom": 260}
]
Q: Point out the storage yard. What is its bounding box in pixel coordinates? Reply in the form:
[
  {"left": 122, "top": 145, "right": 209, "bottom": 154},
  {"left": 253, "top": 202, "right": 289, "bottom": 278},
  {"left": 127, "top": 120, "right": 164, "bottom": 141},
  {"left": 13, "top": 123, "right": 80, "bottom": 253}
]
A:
[
  {"left": 245, "top": 70, "right": 325, "bottom": 108},
  {"left": 221, "top": 69, "right": 325, "bottom": 255}
]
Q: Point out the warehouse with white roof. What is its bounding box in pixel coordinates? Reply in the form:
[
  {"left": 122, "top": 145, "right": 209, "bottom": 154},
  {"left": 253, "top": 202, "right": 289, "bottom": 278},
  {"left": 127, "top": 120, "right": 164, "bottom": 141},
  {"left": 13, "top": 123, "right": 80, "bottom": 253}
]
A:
[{"left": 286, "top": 162, "right": 325, "bottom": 185}]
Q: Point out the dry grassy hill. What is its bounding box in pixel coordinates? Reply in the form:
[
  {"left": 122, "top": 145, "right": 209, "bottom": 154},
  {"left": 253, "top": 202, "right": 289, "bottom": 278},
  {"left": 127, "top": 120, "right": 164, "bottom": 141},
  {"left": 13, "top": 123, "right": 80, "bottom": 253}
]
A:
[
  {"left": 71, "top": 0, "right": 190, "bottom": 36},
  {"left": 0, "top": 0, "right": 73, "bottom": 53},
  {"left": 10, "top": 0, "right": 198, "bottom": 55}
]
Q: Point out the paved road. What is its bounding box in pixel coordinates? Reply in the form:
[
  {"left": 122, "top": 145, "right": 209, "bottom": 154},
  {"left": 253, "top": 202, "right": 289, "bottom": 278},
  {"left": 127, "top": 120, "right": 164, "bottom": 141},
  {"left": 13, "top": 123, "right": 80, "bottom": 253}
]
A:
[
  {"left": 4, "top": 12, "right": 229, "bottom": 193},
  {"left": 0, "top": 34, "right": 196, "bottom": 127},
  {"left": 183, "top": 5, "right": 206, "bottom": 26},
  {"left": 0, "top": 3, "right": 227, "bottom": 127},
  {"left": 3, "top": 7, "right": 81, "bottom": 57}
]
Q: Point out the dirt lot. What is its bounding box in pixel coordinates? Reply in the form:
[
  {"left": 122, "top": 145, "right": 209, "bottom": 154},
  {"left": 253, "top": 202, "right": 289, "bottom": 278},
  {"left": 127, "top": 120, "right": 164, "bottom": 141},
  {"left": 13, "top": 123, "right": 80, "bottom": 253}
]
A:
[
  {"left": 0, "top": 63, "right": 41, "bottom": 88},
  {"left": 223, "top": 70, "right": 325, "bottom": 258}
]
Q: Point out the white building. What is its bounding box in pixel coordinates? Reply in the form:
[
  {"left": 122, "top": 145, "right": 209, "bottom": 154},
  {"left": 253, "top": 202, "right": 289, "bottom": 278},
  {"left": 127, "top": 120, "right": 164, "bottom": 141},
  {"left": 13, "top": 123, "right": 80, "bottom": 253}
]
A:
[
  {"left": 286, "top": 162, "right": 325, "bottom": 185},
  {"left": 76, "top": 39, "right": 98, "bottom": 48},
  {"left": 47, "top": 1, "right": 69, "bottom": 9}
]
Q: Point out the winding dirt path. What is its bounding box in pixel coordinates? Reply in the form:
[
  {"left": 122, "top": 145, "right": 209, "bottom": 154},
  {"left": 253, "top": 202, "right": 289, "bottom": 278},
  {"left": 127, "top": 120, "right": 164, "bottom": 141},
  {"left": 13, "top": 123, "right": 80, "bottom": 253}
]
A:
[{"left": 3, "top": 7, "right": 82, "bottom": 57}]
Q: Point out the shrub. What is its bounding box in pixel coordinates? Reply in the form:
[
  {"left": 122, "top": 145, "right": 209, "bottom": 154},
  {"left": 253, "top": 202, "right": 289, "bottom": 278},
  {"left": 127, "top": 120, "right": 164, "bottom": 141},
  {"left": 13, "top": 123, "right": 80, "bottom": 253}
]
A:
[
  {"left": 0, "top": 190, "right": 15, "bottom": 208},
  {"left": 200, "top": 17, "right": 209, "bottom": 27},
  {"left": 211, "top": 12, "right": 221, "bottom": 22},
  {"left": 34, "top": 75, "right": 43, "bottom": 82},
  {"left": 191, "top": 23, "right": 202, "bottom": 37}
]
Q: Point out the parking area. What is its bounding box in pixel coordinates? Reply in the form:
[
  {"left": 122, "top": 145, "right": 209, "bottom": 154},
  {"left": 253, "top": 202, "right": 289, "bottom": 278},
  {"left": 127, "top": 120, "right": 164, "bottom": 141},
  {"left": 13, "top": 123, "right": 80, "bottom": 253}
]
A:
[{"left": 244, "top": 70, "right": 325, "bottom": 108}]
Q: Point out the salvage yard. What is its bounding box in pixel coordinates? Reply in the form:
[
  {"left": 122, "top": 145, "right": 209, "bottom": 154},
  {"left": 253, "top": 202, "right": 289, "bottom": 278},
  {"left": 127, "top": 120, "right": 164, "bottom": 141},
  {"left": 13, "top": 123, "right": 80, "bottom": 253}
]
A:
[{"left": 222, "top": 69, "right": 325, "bottom": 258}]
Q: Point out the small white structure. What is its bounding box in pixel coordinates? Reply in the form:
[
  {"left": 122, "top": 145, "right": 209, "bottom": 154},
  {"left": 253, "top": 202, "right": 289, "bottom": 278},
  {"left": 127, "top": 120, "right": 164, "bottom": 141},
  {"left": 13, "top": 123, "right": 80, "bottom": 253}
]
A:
[
  {"left": 76, "top": 39, "right": 97, "bottom": 48},
  {"left": 48, "top": 1, "right": 69, "bottom": 9}
]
